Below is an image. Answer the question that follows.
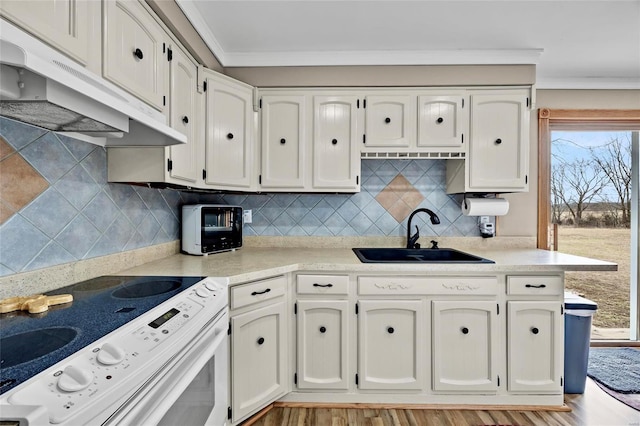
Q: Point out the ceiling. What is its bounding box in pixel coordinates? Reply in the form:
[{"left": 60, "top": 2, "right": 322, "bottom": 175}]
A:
[{"left": 176, "top": 0, "right": 640, "bottom": 89}]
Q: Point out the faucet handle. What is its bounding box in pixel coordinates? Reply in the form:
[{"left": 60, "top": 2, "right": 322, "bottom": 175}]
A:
[{"left": 430, "top": 240, "right": 439, "bottom": 249}]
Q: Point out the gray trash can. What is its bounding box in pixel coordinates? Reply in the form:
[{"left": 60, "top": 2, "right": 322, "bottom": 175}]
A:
[{"left": 564, "top": 292, "right": 598, "bottom": 394}]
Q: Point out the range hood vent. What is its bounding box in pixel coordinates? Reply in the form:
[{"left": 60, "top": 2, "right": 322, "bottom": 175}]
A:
[{"left": 0, "top": 18, "right": 186, "bottom": 147}]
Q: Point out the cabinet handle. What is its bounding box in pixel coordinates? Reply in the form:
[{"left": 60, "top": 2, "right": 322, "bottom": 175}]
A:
[
  {"left": 257, "top": 337, "right": 265, "bottom": 345},
  {"left": 280, "top": 138, "right": 286, "bottom": 144},
  {"left": 385, "top": 117, "right": 391, "bottom": 123},
  {"left": 525, "top": 284, "right": 546, "bottom": 289},
  {"left": 387, "top": 327, "right": 394, "bottom": 334},
  {"left": 319, "top": 326, "right": 327, "bottom": 333},
  {"left": 133, "top": 48, "right": 143, "bottom": 60},
  {"left": 251, "top": 288, "right": 271, "bottom": 296},
  {"left": 331, "top": 138, "right": 338, "bottom": 145},
  {"left": 531, "top": 327, "right": 539, "bottom": 335},
  {"left": 182, "top": 116, "right": 189, "bottom": 124},
  {"left": 227, "top": 133, "right": 234, "bottom": 140},
  {"left": 461, "top": 327, "right": 469, "bottom": 335},
  {"left": 495, "top": 138, "right": 502, "bottom": 145},
  {"left": 312, "top": 283, "right": 333, "bottom": 288},
  {"left": 436, "top": 117, "right": 444, "bottom": 124}
]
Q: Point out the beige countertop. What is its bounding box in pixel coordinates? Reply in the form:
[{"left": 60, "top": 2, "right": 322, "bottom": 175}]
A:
[{"left": 117, "top": 246, "right": 618, "bottom": 284}]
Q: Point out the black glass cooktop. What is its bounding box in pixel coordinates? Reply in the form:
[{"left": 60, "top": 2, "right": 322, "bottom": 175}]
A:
[{"left": 0, "top": 275, "right": 204, "bottom": 395}]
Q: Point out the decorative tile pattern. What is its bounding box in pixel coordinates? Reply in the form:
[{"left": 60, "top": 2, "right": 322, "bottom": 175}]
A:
[{"left": 0, "top": 117, "right": 482, "bottom": 279}]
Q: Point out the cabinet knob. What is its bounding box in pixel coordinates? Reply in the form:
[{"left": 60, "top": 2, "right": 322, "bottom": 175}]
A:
[
  {"left": 227, "top": 133, "right": 234, "bottom": 140},
  {"left": 385, "top": 117, "right": 391, "bottom": 124},
  {"left": 133, "top": 48, "right": 143, "bottom": 60},
  {"left": 461, "top": 327, "right": 469, "bottom": 335},
  {"left": 436, "top": 117, "right": 444, "bottom": 124},
  {"left": 495, "top": 138, "right": 502, "bottom": 145},
  {"left": 319, "top": 326, "right": 327, "bottom": 333},
  {"left": 280, "top": 138, "right": 286, "bottom": 144},
  {"left": 531, "top": 327, "right": 539, "bottom": 335},
  {"left": 331, "top": 138, "right": 338, "bottom": 145},
  {"left": 182, "top": 116, "right": 189, "bottom": 124},
  {"left": 387, "top": 327, "right": 394, "bottom": 334},
  {"left": 257, "top": 337, "right": 265, "bottom": 345}
]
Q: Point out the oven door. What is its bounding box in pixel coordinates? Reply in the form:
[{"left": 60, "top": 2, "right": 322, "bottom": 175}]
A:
[{"left": 105, "top": 311, "right": 229, "bottom": 426}]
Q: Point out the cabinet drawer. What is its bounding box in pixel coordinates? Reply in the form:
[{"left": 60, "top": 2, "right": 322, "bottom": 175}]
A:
[
  {"left": 297, "top": 275, "right": 349, "bottom": 295},
  {"left": 358, "top": 276, "right": 497, "bottom": 296},
  {"left": 507, "top": 276, "right": 563, "bottom": 295},
  {"left": 231, "top": 275, "right": 286, "bottom": 310}
]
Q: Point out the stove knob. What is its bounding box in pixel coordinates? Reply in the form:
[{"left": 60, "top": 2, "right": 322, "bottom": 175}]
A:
[
  {"left": 97, "top": 342, "right": 126, "bottom": 365},
  {"left": 204, "top": 281, "right": 220, "bottom": 292},
  {"left": 57, "top": 365, "right": 93, "bottom": 392},
  {"left": 195, "top": 287, "right": 210, "bottom": 298}
]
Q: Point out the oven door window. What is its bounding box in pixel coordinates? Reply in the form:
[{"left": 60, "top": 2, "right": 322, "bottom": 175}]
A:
[{"left": 202, "top": 210, "right": 234, "bottom": 234}]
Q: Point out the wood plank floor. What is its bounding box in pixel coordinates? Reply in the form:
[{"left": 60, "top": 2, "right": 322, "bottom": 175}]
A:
[{"left": 246, "top": 379, "right": 639, "bottom": 426}]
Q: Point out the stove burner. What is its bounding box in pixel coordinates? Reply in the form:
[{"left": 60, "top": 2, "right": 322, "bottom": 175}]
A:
[
  {"left": 0, "top": 327, "right": 77, "bottom": 368},
  {"left": 71, "top": 277, "right": 126, "bottom": 292},
  {"left": 111, "top": 279, "right": 182, "bottom": 299}
]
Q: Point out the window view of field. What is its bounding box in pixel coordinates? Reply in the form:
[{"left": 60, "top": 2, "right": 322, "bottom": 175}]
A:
[{"left": 551, "top": 131, "right": 634, "bottom": 340}]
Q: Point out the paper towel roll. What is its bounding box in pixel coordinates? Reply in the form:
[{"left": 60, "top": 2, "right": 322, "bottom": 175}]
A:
[{"left": 461, "top": 198, "right": 510, "bottom": 216}]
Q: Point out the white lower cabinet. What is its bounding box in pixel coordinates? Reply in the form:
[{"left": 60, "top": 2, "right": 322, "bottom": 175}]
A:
[
  {"left": 296, "top": 300, "right": 349, "bottom": 390},
  {"left": 357, "top": 299, "right": 426, "bottom": 390},
  {"left": 507, "top": 301, "right": 563, "bottom": 393},
  {"left": 230, "top": 277, "right": 288, "bottom": 424},
  {"left": 432, "top": 301, "right": 498, "bottom": 392}
]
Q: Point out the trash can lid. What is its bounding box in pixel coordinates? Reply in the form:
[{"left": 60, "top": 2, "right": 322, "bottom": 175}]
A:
[{"left": 564, "top": 292, "right": 598, "bottom": 311}]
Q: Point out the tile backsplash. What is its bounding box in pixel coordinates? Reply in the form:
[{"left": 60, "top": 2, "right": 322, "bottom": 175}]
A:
[{"left": 0, "top": 117, "right": 480, "bottom": 278}]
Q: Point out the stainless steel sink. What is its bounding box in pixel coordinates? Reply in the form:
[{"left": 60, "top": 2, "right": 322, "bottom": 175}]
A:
[{"left": 352, "top": 247, "right": 494, "bottom": 264}]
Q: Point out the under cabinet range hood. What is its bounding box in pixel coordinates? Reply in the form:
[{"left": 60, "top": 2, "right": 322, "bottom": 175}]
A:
[{"left": 0, "top": 19, "right": 186, "bottom": 147}]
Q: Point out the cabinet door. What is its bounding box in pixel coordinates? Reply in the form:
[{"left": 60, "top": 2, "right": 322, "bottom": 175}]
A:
[
  {"left": 364, "top": 95, "right": 415, "bottom": 148},
  {"left": 468, "top": 93, "right": 529, "bottom": 191},
  {"left": 313, "top": 96, "right": 360, "bottom": 191},
  {"left": 432, "top": 301, "right": 498, "bottom": 392},
  {"left": 103, "top": 0, "right": 166, "bottom": 110},
  {"left": 260, "top": 95, "right": 306, "bottom": 189},
  {"left": 507, "top": 301, "right": 563, "bottom": 393},
  {"left": 167, "top": 45, "right": 199, "bottom": 184},
  {"left": 418, "top": 94, "right": 466, "bottom": 149},
  {"left": 358, "top": 300, "right": 425, "bottom": 390},
  {"left": 231, "top": 301, "right": 287, "bottom": 423},
  {"left": 1, "top": 1, "right": 100, "bottom": 69},
  {"left": 296, "top": 300, "right": 349, "bottom": 390},
  {"left": 204, "top": 74, "right": 254, "bottom": 189}
]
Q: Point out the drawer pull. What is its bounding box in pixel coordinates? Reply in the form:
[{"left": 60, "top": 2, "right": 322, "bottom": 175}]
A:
[
  {"left": 531, "top": 327, "right": 539, "bottom": 335},
  {"left": 257, "top": 337, "right": 265, "bottom": 345},
  {"left": 461, "top": 327, "right": 469, "bottom": 335},
  {"left": 525, "top": 284, "right": 547, "bottom": 289},
  {"left": 251, "top": 288, "right": 271, "bottom": 296},
  {"left": 313, "top": 283, "right": 333, "bottom": 288},
  {"left": 133, "top": 48, "right": 143, "bottom": 60},
  {"left": 387, "top": 327, "right": 395, "bottom": 334},
  {"left": 319, "top": 326, "right": 327, "bottom": 333}
]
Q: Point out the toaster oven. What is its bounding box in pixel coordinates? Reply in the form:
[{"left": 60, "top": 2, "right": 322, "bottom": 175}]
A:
[{"left": 182, "top": 204, "right": 243, "bottom": 255}]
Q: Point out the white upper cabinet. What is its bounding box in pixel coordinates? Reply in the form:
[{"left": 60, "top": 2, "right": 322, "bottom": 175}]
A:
[
  {"left": 167, "top": 44, "right": 199, "bottom": 184},
  {"left": 313, "top": 95, "right": 360, "bottom": 191},
  {"left": 203, "top": 70, "right": 255, "bottom": 190},
  {"left": 258, "top": 90, "right": 361, "bottom": 193},
  {"left": 260, "top": 95, "right": 307, "bottom": 190},
  {"left": 446, "top": 88, "right": 530, "bottom": 193},
  {"left": 0, "top": 0, "right": 101, "bottom": 72},
  {"left": 417, "top": 92, "right": 466, "bottom": 150},
  {"left": 363, "top": 95, "right": 416, "bottom": 149},
  {"left": 103, "top": 0, "right": 167, "bottom": 111}
]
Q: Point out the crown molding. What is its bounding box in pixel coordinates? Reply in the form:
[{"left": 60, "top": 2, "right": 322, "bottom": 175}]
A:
[
  {"left": 536, "top": 77, "right": 640, "bottom": 90},
  {"left": 175, "top": 0, "right": 228, "bottom": 65}
]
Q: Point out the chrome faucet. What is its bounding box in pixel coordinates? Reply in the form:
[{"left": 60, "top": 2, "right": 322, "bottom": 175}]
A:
[{"left": 406, "top": 208, "right": 441, "bottom": 249}]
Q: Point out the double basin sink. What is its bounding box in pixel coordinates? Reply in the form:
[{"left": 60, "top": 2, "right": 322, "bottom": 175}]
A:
[{"left": 352, "top": 247, "right": 494, "bottom": 264}]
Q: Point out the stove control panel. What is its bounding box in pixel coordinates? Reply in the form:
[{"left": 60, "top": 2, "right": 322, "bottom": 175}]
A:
[{"left": 6, "top": 277, "right": 228, "bottom": 424}]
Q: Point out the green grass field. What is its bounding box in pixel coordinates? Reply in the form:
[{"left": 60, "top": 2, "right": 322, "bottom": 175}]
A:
[{"left": 558, "top": 226, "right": 631, "bottom": 328}]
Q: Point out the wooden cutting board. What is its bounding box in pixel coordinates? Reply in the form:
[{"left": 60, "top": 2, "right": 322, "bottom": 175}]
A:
[{"left": 0, "top": 294, "right": 73, "bottom": 314}]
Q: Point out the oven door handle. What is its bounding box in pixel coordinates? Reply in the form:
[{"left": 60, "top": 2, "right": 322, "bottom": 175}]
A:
[{"left": 104, "top": 311, "right": 229, "bottom": 426}]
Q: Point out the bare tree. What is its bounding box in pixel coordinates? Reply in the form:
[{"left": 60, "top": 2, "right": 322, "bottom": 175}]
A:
[
  {"left": 590, "top": 135, "right": 632, "bottom": 227},
  {"left": 551, "top": 153, "right": 608, "bottom": 226},
  {"left": 550, "top": 161, "right": 566, "bottom": 224}
]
